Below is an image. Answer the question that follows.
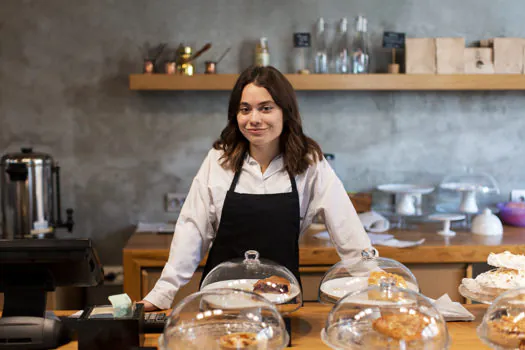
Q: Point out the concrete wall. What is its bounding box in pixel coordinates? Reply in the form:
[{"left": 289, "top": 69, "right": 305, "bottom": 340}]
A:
[{"left": 1, "top": 0, "right": 524, "bottom": 264}]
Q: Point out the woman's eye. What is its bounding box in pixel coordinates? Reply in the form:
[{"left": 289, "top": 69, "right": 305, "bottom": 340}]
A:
[
  {"left": 239, "top": 107, "right": 250, "bottom": 114},
  {"left": 261, "top": 105, "right": 273, "bottom": 112}
]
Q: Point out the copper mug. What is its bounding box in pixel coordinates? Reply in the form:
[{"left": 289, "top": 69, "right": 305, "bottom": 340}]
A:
[{"left": 205, "top": 61, "right": 217, "bottom": 74}]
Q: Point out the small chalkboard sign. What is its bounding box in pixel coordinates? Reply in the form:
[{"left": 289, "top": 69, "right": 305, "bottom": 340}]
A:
[
  {"left": 294, "top": 33, "right": 311, "bottom": 48},
  {"left": 383, "top": 32, "right": 406, "bottom": 49}
]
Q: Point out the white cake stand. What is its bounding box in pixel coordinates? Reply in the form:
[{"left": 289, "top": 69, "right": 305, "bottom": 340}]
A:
[
  {"left": 428, "top": 214, "right": 466, "bottom": 237},
  {"left": 377, "top": 184, "right": 435, "bottom": 216},
  {"left": 440, "top": 183, "right": 483, "bottom": 214}
]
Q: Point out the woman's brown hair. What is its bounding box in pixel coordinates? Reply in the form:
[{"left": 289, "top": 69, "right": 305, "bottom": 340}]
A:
[{"left": 213, "top": 65, "right": 323, "bottom": 175}]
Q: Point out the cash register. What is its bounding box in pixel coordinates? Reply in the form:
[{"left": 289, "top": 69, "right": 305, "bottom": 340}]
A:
[{"left": 0, "top": 239, "right": 104, "bottom": 349}]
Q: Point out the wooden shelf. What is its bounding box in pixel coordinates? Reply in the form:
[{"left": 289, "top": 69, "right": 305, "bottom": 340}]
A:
[{"left": 129, "top": 73, "right": 525, "bottom": 91}]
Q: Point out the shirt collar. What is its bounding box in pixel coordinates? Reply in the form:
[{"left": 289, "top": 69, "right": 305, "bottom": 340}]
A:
[{"left": 245, "top": 152, "right": 283, "bottom": 165}]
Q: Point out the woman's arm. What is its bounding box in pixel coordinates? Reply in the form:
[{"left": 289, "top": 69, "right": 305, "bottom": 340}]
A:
[
  {"left": 307, "top": 157, "right": 373, "bottom": 261},
  {"left": 141, "top": 151, "right": 216, "bottom": 310}
]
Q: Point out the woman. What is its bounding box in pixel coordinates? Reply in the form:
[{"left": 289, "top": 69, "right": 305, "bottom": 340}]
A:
[{"left": 140, "top": 66, "right": 372, "bottom": 311}]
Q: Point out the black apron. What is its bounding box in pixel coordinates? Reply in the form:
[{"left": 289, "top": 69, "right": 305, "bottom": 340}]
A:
[{"left": 200, "top": 162, "right": 301, "bottom": 286}]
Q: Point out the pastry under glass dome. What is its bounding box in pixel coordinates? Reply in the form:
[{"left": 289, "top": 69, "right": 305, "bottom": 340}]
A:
[
  {"left": 321, "top": 280, "right": 449, "bottom": 349},
  {"left": 477, "top": 287, "right": 525, "bottom": 349},
  {"left": 200, "top": 250, "right": 302, "bottom": 315},
  {"left": 158, "top": 289, "right": 289, "bottom": 350},
  {"left": 319, "top": 248, "right": 419, "bottom": 304}
]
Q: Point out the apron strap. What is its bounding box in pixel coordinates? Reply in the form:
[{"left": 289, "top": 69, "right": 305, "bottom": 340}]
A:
[{"left": 229, "top": 169, "right": 242, "bottom": 192}]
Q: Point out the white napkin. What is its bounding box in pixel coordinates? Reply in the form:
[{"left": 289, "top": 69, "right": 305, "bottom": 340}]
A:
[
  {"left": 368, "top": 233, "right": 395, "bottom": 244},
  {"left": 374, "top": 238, "right": 426, "bottom": 248},
  {"left": 313, "top": 231, "right": 394, "bottom": 245},
  {"left": 358, "top": 211, "right": 390, "bottom": 233},
  {"left": 432, "top": 294, "right": 475, "bottom": 322}
]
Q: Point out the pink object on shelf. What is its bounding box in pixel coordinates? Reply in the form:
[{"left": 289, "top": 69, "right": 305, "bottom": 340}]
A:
[{"left": 497, "top": 202, "right": 525, "bottom": 227}]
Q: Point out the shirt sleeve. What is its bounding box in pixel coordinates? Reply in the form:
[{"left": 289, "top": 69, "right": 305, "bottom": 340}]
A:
[
  {"left": 143, "top": 150, "right": 216, "bottom": 310},
  {"left": 307, "top": 157, "right": 373, "bottom": 262}
]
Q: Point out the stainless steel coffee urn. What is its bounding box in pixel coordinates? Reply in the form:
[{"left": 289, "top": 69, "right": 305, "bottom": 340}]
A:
[{"left": 1, "top": 147, "right": 74, "bottom": 239}]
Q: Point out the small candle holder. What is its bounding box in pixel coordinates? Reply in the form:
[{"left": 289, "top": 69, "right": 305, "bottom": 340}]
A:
[
  {"left": 165, "top": 60, "right": 176, "bottom": 75},
  {"left": 143, "top": 59, "right": 155, "bottom": 74}
]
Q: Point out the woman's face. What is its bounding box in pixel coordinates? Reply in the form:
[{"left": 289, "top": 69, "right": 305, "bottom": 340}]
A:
[{"left": 237, "top": 83, "right": 283, "bottom": 149}]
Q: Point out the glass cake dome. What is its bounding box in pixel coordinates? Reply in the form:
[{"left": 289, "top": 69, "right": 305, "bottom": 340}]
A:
[
  {"left": 477, "top": 287, "right": 525, "bottom": 349},
  {"left": 200, "top": 250, "right": 302, "bottom": 315},
  {"left": 321, "top": 280, "right": 449, "bottom": 349},
  {"left": 438, "top": 168, "right": 500, "bottom": 215},
  {"left": 158, "top": 289, "right": 289, "bottom": 350},
  {"left": 319, "top": 248, "right": 419, "bottom": 304}
]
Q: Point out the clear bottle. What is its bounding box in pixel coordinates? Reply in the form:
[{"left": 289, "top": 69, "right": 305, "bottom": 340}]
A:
[
  {"left": 255, "top": 37, "right": 270, "bottom": 67},
  {"left": 291, "top": 26, "right": 312, "bottom": 74},
  {"left": 351, "top": 16, "right": 370, "bottom": 74},
  {"left": 313, "top": 17, "right": 328, "bottom": 74},
  {"left": 333, "top": 18, "right": 350, "bottom": 74}
]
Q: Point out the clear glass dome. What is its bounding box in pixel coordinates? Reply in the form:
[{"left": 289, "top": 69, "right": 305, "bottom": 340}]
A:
[
  {"left": 321, "top": 281, "right": 449, "bottom": 349},
  {"left": 200, "top": 250, "right": 302, "bottom": 314},
  {"left": 158, "top": 289, "right": 289, "bottom": 350},
  {"left": 478, "top": 287, "right": 525, "bottom": 349},
  {"left": 437, "top": 168, "right": 500, "bottom": 215},
  {"left": 319, "top": 248, "right": 419, "bottom": 304}
]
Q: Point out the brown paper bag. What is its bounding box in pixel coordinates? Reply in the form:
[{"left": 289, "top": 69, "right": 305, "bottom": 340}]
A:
[
  {"left": 492, "top": 38, "right": 525, "bottom": 74},
  {"left": 464, "top": 48, "right": 494, "bottom": 74},
  {"left": 436, "top": 38, "right": 465, "bottom": 74},
  {"left": 405, "top": 38, "right": 436, "bottom": 74}
]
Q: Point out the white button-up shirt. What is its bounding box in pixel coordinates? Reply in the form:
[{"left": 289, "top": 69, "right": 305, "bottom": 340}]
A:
[{"left": 144, "top": 148, "right": 372, "bottom": 309}]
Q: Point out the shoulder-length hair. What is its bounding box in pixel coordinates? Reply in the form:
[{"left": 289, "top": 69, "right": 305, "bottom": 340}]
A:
[{"left": 213, "top": 65, "right": 322, "bottom": 176}]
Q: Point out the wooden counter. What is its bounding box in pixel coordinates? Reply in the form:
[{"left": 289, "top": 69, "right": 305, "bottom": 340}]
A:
[
  {"left": 55, "top": 303, "right": 490, "bottom": 349},
  {"left": 124, "top": 225, "right": 525, "bottom": 305}
]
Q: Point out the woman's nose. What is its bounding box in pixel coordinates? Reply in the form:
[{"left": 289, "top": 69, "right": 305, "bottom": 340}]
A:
[{"left": 248, "top": 109, "right": 262, "bottom": 124}]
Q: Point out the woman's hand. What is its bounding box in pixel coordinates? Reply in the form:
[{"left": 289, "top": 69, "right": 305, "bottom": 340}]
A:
[{"left": 136, "top": 300, "right": 160, "bottom": 312}]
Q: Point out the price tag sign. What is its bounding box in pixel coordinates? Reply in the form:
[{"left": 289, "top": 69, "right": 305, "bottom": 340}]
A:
[
  {"left": 383, "top": 32, "right": 405, "bottom": 49},
  {"left": 294, "top": 33, "right": 311, "bottom": 48}
]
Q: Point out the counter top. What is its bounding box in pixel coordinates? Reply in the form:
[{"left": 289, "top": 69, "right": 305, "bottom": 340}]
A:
[
  {"left": 124, "top": 224, "right": 525, "bottom": 265},
  {"left": 55, "top": 302, "right": 490, "bottom": 349}
]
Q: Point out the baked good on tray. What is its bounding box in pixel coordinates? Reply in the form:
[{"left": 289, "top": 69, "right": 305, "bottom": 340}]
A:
[
  {"left": 368, "top": 271, "right": 408, "bottom": 300},
  {"left": 487, "top": 315, "right": 525, "bottom": 349},
  {"left": 219, "top": 332, "right": 258, "bottom": 349},
  {"left": 474, "top": 268, "right": 525, "bottom": 295},
  {"left": 488, "top": 251, "right": 525, "bottom": 271},
  {"left": 372, "top": 312, "right": 430, "bottom": 342},
  {"left": 253, "top": 275, "right": 290, "bottom": 294}
]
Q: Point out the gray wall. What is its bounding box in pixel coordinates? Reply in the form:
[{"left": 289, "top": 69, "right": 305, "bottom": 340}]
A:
[{"left": 1, "top": 0, "right": 524, "bottom": 264}]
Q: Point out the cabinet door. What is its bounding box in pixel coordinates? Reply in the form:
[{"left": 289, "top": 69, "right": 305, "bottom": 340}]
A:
[
  {"left": 142, "top": 268, "right": 203, "bottom": 307},
  {"left": 408, "top": 263, "right": 466, "bottom": 302}
]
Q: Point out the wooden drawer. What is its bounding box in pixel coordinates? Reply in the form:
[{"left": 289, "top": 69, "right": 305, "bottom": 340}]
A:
[
  {"left": 408, "top": 263, "right": 467, "bottom": 302},
  {"left": 300, "top": 267, "right": 328, "bottom": 302},
  {"left": 141, "top": 268, "right": 203, "bottom": 308}
]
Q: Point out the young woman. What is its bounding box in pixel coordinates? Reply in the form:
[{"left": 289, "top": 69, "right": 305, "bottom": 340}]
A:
[{"left": 140, "top": 66, "right": 372, "bottom": 311}]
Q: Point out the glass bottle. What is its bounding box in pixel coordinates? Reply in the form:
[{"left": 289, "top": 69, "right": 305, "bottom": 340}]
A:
[
  {"left": 333, "top": 18, "right": 350, "bottom": 73},
  {"left": 255, "top": 37, "right": 270, "bottom": 67},
  {"left": 351, "top": 16, "right": 370, "bottom": 74},
  {"left": 291, "top": 26, "right": 312, "bottom": 74},
  {"left": 313, "top": 17, "right": 328, "bottom": 74}
]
